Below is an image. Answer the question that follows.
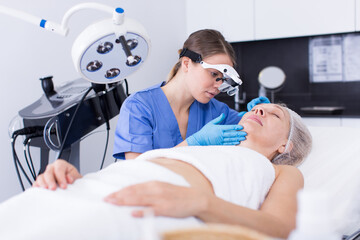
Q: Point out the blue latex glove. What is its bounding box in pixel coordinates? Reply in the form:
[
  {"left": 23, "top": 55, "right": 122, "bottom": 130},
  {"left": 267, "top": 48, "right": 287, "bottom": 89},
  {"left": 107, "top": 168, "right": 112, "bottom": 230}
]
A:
[
  {"left": 237, "top": 111, "right": 247, "bottom": 118},
  {"left": 247, "top": 96, "right": 270, "bottom": 111},
  {"left": 186, "top": 114, "right": 247, "bottom": 146}
]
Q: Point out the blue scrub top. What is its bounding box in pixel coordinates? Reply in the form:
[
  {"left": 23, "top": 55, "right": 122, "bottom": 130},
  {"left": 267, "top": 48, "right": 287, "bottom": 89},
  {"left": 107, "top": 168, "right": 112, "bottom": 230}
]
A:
[{"left": 113, "top": 82, "right": 241, "bottom": 159}]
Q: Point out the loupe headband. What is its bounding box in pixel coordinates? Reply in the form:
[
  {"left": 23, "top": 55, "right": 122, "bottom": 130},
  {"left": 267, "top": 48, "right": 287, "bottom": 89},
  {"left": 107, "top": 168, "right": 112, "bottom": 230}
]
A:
[
  {"left": 179, "top": 48, "right": 202, "bottom": 63},
  {"left": 179, "top": 48, "right": 243, "bottom": 96},
  {"left": 200, "top": 61, "right": 243, "bottom": 86}
]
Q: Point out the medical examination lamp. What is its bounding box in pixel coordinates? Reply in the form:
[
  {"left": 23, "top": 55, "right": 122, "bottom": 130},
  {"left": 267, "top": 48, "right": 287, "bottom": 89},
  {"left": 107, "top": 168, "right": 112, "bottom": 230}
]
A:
[
  {"left": 0, "top": 2, "right": 150, "bottom": 84},
  {"left": 2, "top": 3, "right": 151, "bottom": 190}
]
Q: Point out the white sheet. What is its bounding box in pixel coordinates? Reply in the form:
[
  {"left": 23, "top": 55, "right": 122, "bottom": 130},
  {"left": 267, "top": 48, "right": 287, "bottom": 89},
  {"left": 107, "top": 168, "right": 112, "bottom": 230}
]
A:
[
  {"left": 1, "top": 126, "right": 360, "bottom": 238},
  {"left": 298, "top": 126, "right": 360, "bottom": 235},
  {"left": 137, "top": 146, "right": 275, "bottom": 210},
  {"left": 0, "top": 160, "right": 202, "bottom": 240}
]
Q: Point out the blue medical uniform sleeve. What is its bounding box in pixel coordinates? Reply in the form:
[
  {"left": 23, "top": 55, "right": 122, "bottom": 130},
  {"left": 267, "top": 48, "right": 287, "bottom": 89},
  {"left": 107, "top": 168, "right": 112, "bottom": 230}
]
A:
[
  {"left": 210, "top": 99, "right": 241, "bottom": 125},
  {"left": 225, "top": 107, "right": 242, "bottom": 124},
  {"left": 113, "top": 97, "right": 154, "bottom": 159}
]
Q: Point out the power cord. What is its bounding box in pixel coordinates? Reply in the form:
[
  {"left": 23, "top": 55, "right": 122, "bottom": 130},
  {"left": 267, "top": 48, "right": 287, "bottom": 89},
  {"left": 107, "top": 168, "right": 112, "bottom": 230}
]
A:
[
  {"left": 23, "top": 136, "right": 40, "bottom": 180},
  {"left": 11, "top": 127, "right": 43, "bottom": 191},
  {"left": 91, "top": 83, "right": 111, "bottom": 170},
  {"left": 56, "top": 84, "right": 111, "bottom": 170},
  {"left": 56, "top": 86, "right": 93, "bottom": 159},
  {"left": 100, "top": 128, "right": 110, "bottom": 170},
  {"left": 124, "top": 79, "right": 129, "bottom": 96},
  {"left": 11, "top": 84, "right": 115, "bottom": 189}
]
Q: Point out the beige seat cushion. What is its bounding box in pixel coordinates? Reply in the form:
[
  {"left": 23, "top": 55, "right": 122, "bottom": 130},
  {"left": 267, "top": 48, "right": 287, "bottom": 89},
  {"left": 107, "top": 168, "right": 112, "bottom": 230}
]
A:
[{"left": 161, "top": 223, "right": 273, "bottom": 240}]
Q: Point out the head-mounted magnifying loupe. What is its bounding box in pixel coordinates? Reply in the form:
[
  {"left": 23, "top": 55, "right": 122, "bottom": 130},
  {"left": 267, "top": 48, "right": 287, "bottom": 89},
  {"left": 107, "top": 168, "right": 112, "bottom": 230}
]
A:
[
  {"left": 179, "top": 48, "right": 242, "bottom": 96},
  {"left": 200, "top": 61, "right": 242, "bottom": 96}
]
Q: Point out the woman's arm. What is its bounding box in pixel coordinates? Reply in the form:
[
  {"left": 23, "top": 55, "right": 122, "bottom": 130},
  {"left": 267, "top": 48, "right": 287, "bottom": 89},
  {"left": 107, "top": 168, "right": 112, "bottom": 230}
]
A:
[
  {"left": 104, "top": 181, "right": 209, "bottom": 218},
  {"left": 124, "top": 152, "right": 142, "bottom": 159},
  {"left": 197, "top": 165, "right": 303, "bottom": 238},
  {"left": 104, "top": 165, "right": 303, "bottom": 239},
  {"left": 113, "top": 96, "right": 155, "bottom": 160}
]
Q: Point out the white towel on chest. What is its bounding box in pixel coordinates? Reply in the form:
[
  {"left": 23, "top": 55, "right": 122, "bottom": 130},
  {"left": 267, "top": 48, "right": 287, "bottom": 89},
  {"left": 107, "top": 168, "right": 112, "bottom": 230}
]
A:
[{"left": 136, "top": 146, "right": 275, "bottom": 210}]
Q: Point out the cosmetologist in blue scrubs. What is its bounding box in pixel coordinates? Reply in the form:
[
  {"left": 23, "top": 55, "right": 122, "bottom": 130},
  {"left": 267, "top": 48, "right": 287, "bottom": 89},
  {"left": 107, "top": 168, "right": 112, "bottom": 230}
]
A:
[
  {"left": 113, "top": 82, "right": 242, "bottom": 159},
  {"left": 113, "top": 29, "right": 269, "bottom": 160}
]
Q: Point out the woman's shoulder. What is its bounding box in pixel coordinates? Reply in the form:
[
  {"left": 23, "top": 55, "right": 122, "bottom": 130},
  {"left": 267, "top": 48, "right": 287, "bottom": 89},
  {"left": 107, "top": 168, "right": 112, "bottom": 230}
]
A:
[
  {"left": 123, "top": 82, "right": 164, "bottom": 106},
  {"left": 273, "top": 164, "right": 304, "bottom": 185},
  {"left": 206, "top": 98, "right": 239, "bottom": 124},
  {"left": 208, "top": 98, "right": 230, "bottom": 109},
  {"left": 128, "top": 82, "right": 163, "bottom": 99},
  {"left": 201, "top": 98, "right": 232, "bottom": 117}
]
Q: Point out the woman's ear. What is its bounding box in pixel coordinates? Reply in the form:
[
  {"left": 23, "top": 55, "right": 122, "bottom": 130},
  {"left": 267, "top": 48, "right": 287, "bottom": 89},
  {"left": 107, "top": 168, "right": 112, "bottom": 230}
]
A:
[
  {"left": 277, "top": 141, "right": 293, "bottom": 154},
  {"left": 181, "top": 57, "right": 190, "bottom": 72}
]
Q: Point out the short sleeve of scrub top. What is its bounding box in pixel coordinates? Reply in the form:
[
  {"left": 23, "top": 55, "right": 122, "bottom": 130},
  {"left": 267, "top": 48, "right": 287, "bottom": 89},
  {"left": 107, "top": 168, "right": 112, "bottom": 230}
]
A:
[{"left": 113, "top": 82, "right": 242, "bottom": 159}]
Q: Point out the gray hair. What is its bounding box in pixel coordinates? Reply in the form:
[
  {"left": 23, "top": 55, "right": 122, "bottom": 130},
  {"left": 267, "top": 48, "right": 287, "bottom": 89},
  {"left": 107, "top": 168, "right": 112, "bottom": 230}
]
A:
[{"left": 272, "top": 106, "right": 312, "bottom": 166}]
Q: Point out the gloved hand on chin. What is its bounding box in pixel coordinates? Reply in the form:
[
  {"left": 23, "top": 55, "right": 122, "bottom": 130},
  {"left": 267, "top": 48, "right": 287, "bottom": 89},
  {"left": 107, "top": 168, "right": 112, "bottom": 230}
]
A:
[{"left": 186, "top": 114, "right": 247, "bottom": 146}]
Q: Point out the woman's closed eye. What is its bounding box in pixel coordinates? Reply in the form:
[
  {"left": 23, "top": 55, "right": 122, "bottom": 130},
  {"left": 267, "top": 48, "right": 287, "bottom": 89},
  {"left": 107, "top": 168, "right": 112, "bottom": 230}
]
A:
[
  {"left": 270, "top": 109, "right": 283, "bottom": 119},
  {"left": 272, "top": 112, "right": 280, "bottom": 118}
]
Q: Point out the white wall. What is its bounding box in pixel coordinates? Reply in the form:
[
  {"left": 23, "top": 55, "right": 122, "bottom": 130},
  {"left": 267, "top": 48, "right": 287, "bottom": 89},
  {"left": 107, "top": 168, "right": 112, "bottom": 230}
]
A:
[{"left": 0, "top": 0, "right": 187, "bottom": 202}]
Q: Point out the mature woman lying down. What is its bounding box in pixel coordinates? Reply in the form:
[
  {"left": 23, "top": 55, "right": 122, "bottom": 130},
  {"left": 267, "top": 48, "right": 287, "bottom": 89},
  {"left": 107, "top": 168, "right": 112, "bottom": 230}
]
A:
[{"left": 0, "top": 103, "right": 312, "bottom": 239}]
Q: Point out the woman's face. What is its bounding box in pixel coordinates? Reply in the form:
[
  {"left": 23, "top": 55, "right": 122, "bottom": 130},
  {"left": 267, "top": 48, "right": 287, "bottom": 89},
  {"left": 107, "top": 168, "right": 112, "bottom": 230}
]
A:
[
  {"left": 239, "top": 104, "right": 291, "bottom": 160},
  {"left": 186, "top": 53, "right": 232, "bottom": 103}
]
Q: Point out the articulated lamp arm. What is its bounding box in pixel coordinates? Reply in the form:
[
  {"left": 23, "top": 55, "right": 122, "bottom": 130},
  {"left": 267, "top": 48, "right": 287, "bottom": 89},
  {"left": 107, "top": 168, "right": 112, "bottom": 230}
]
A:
[{"left": 0, "top": 3, "right": 124, "bottom": 36}]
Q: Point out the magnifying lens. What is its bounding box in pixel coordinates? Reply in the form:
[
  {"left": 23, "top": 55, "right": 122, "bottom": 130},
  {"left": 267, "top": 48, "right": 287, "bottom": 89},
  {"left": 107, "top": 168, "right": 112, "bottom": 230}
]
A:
[{"left": 200, "top": 61, "right": 242, "bottom": 96}]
